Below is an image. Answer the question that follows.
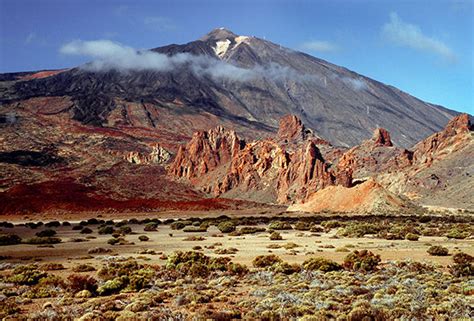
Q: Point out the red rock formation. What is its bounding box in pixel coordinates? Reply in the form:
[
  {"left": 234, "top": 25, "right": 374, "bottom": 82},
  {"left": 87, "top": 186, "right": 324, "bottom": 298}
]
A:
[
  {"left": 277, "top": 114, "right": 307, "bottom": 143},
  {"left": 372, "top": 128, "right": 393, "bottom": 146},
  {"left": 170, "top": 115, "right": 352, "bottom": 204},
  {"left": 169, "top": 126, "right": 244, "bottom": 180},
  {"left": 337, "top": 127, "right": 412, "bottom": 179},
  {"left": 413, "top": 113, "right": 472, "bottom": 166}
]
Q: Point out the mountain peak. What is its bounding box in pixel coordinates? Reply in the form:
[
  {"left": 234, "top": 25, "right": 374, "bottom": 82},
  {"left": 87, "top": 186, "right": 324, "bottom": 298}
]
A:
[{"left": 200, "top": 28, "right": 239, "bottom": 41}]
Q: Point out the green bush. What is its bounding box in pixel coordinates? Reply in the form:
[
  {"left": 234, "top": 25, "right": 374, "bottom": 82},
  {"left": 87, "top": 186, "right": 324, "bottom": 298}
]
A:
[
  {"left": 183, "top": 225, "right": 208, "bottom": 232},
  {"left": 97, "top": 276, "right": 128, "bottom": 296},
  {"left": 72, "top": 264, "right": 96, "bottom": 272},
  {"left": 67, "top": 274, "right": 98, "bottom": 293},
  {"left": 35, "top": 229, "right": 57, "bottom": 237},
  {"left": 144, "top": 222, "right": 158, "bottom": 231},
  {"left": 343, "top": 250, "right": 381, "bottom": 272},
  {"left": 321, "top": 220, "right": 342, "bottom": 229},
  {"left": 450, "top": 252, "right": 474, "bottom": 277},
  {"left": 405, "top": 233, "right": 419, "bottom": 241},
  {"left": 271, "top": 262, "right": 301, "bottom": 274},
  {"left": 108, "top": 238, "right": 120, "bottom": 245},
  {"left": 119, "top": 226, "right": 132, "bottom": 235},
  {"left": 252, "top": 254, "right": 282, "bottom": 268},
  {"left": 24, "top": 237, "right": 61, "bottom": 244},
  {"left": 217, "top": 221, "right": 236, "bottom": 233},
  {"left": 310, "top": 225, "right": 324, "bottom": 233},
  {"left": 269, "top": 231, "right": 283, "bottom": 240},
  {"left": 294, "top": 221, "right": 311, "bottom": 231},
  {"left": 41, "top": 263, "right": 65, "bottom": 271},
  {"left": 98, "top": 226, "right": 115, "bottom": 235},
  {"left": 338, "top": 223, "right": 382, "bottom": 237},
  {"left": 0, "top": 234, "right": 22, "bottom": 246},
  {"left": 138, "top": 235, "right": 149, "bottom": 242},
  {"left": 170, "top": 221, "right": 192, "bottom": 230},
  {"left": 228, "top": 226, "right": 266, "bottom": 236},
  {"left": 80, "top": 227, "right": 93, "bottom": 234},
  {"left": 427, "top": 245, "right": 449, "bottom": 256},
  {"left": 446, "top": 229, "right": 470, "bottom": 239},
  {"left": 302, "top": 257, "right": 342, "bottom": 272},
  {"left": 9, "top": 265, "right": 47, "bottom": 285},
  {"left": 45, "top": 221, "right": 61, "bottom": 228},
  {"left": 268, "top": 221, "right": 292, "bottom": 230}
]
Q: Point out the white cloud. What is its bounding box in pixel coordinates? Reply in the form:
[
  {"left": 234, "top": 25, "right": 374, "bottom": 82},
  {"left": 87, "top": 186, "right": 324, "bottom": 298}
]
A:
[
  {"left": 300, "top": 40, "right": 338, "bottom": 53},
  {"left": 143, "top": 16, "right": 175, "bottom": 31},
  {"left": 59, "top": 39, "right": 316, "bottom": 83},
  {"left": 24, "top": 32, "right": 36, "bottom": 44},
  {"left": 382, "top": 12, "right": 456, "bottom": 62}
]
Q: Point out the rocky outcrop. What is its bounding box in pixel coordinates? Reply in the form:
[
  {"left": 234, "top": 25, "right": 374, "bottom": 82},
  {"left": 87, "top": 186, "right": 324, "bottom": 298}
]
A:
[
  {"left": 413, "top": 114, "right": 472, "bottom": 167},
  {"left": 125, "top": 145, "right": 172, "bottom": 165},
  {"left": 288, "top": 178, "right": 416, "bottom": 213},
  {"left": 372, "top": 128, "right": 393, "bottom": 146},
  {"left": 337, "top": 127, "right": 412, "bottom": 179},
  {"left": 170, "top": 115, "right": 352, "bottom": 203},
  {"left": 169, "top": 126, "right": 245, "bottom": 180}
]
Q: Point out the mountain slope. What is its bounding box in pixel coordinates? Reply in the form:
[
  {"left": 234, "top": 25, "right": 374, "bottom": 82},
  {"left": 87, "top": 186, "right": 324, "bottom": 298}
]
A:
[{"left": 0, "top": 28, "right": 457, "bottom": 147}]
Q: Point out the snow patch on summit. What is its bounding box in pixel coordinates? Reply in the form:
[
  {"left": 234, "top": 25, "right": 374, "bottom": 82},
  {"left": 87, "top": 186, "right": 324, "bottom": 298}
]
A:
[{"left": 213, "top": 39, "right": 231, "bottom": 59}]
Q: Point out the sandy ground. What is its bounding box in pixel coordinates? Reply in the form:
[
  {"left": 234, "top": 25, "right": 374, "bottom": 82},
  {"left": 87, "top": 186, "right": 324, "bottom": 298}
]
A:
[{"left": 1, "top": 223, "right": 472, "bottom": 267}]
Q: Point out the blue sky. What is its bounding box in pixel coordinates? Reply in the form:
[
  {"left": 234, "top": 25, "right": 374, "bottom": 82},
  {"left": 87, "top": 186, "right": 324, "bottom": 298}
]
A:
[{"left": 0, "top": 0, "right": 472, "bottom": 114}]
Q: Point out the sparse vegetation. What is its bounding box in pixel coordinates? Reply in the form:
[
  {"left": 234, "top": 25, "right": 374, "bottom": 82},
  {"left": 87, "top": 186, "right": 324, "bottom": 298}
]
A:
[
  {"left": 217, "top": 221, "right": 236, "bottom": 233},
  {"left": 302, "top": 257, "right": 342, "bottom": 272},
  {"left": 343, "top": 250, "right": 381, "bottom": 272},
  {"left": 427, "top": 245, "right": 449, "bottom": 256},
  {"left": 269, "top": 231, "right": 283, "bottom": 240},
  {"left": 0, "top": 234, "right": 22, "bottom": 246}
]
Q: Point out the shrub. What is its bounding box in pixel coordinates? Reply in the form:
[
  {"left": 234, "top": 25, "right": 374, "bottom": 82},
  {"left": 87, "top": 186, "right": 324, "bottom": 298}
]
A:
[
  {"left": 98, "top": 226, "right": 115, "bottom": 235},
  {"left": 294, "top": 221, "right": 311, "bottom": 231},
  {"left": 268, "top": 221, "right": 292, "bottom": 230},
  {"left": 450, "top": 252, "right": 474, "bottom": 277},
  {"left": 144, "top": 222, "right": 158, "bottom": 231},
  {"left": 9, "top": 265, "right": 47, "bottom": 285},
  {"left": 271, "top": 262, "right": 301, "bottom": 274},
  {"left": 310, "top": 225, "right": 324, "bottom": 233},
  {"left": 446, "top": 229, "right": 470, "bottom": 239},
  {"left": 45, "top": 221, "right": 60, "bottom": 228},
  {"left": 97, "top": 277, "right": 128, "bottom": 295},
  {"left": 183, "top": 225, "right": 208, "bottom": 232},
  {"left": 427, "top": 245, "right": 449, "bottom": 256},
  {"left": 183, "top": 236, "right": 205, "bottom": 241},
  {"left": 72, "top": 225, "right": 84, "bottom": 230},
  {"left": 338, "top": 223, "right": 382, "bottom": 237},
  {"left": 138, "top": 235, "right": 149, "bottom": 242},
  {"left": 72, "top": 264, "right": 96, "bottom": 272},
  {"left": 269, "top": 231, "right": 283, "bottom": 240},
  {"left": 252, "top": 254, "right": 282, "bottom": 268},
  {"left": 0, "top": 234, "right": 22, "bottom": 246},
  {"left": 321, "top": 220, "right": 342, "bottom": 229},
  {"left": 67, "top": 274, "right": 97, "bottom": 293},
  {"left": 217, "top": 221, "right": 236, "bottom": 233},
  {"left": 24, "top": 237, "right": 61, "bottom": 244},
  {"left": 108, "top": 238, "right": 120, "bottom": 245},
  {"left": 41, "top": 263, "right": 65, "bottom": 271},
  {"left": 343, "top": 250, "right": 381, "bottom": 272},
  {"left": 230, "top": 227, "right": 266, "bottom": 236},
  {"left": 302, "top": 257, "right": 342, "bottom": 272},
  {"left": 119, "top": 226, "right": 132, "bottom": 235},
  {"left": 62, "top": 221, "right": 71, "bottom": 226},
  {"left": 80, "top": 227, "right": 93, "bottom": 234},
  {"left": 405, "top": 233, "right": 419, "bottom": 241},
  {"left": 171, "top": 221, "right": 192, "bottom": 230},
  {"left": 35, "top": 229, "right": 57, "bottom": 237}
]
